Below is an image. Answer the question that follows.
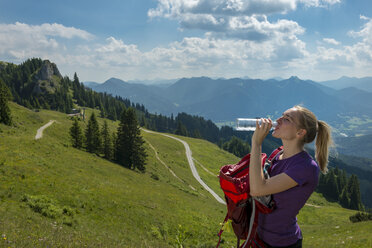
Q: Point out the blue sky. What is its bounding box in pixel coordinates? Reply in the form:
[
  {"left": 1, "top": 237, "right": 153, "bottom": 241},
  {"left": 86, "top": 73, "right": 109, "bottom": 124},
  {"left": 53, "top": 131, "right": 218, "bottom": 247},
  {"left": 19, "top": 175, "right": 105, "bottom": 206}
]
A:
[{"left": 1, "top": 0, "right": 372, "bottom": 82}]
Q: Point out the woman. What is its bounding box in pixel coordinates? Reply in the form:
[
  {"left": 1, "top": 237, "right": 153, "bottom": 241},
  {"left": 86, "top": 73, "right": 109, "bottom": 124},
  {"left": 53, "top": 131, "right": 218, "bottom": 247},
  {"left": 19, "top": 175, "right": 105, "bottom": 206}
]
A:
[{"left": 249, "top": 105, "right": 333, "bottom": 248}]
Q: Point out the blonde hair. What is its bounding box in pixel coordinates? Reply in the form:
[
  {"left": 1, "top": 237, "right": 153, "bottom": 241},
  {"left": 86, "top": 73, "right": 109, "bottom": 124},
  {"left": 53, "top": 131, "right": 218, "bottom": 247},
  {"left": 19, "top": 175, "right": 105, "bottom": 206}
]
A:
[{"left": 293, "top": 105, "right": 333, "bottom": 173}]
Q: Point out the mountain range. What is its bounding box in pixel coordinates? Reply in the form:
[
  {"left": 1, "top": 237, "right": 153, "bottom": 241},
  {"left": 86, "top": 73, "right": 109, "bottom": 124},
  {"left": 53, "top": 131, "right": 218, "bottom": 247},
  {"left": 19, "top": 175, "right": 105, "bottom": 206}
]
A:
[
  {"left": 84, "top": 76, "right": 372, "bottom": 137},
  {"left": 335, "top": 134, "right": 372, "bottom": 159},
  {"left": 320, "top": 76, "right": 372, "bottom": 92}
]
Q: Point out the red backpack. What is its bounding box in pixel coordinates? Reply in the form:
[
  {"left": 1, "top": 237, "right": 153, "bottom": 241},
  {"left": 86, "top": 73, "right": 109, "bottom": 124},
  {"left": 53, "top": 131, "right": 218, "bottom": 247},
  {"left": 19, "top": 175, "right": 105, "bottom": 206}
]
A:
[{"left": 216, "top": 147, "right": 283, "bottom": 248}]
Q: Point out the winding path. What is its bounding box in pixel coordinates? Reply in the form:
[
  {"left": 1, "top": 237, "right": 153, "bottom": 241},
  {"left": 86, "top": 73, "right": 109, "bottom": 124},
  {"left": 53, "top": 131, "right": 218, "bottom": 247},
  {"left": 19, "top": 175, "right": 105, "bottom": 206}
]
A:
[
  {"left": 193, "top": 158, "right": 216, "bottom": 176},
  {"left": 35, "top": 120, "right": 55, "bottom": 140},
  {"left": 144, "top": 137, "right": 196, "bottom": 191},
  {"left": 33, "top": 123, "right": 224, "bottom": 204},
  {"left": 142, "top": 129, "right": 225, "bottom": 205}
]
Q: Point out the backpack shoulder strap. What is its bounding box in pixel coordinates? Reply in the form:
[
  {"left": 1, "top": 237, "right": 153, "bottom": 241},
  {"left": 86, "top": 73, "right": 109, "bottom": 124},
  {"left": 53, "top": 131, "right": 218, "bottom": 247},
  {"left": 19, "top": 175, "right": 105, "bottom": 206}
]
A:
[
  {"left": 265, "top": 146, "right": 283, "bottom": 175},
  {"left": 216, "top": 214, "right": 229, "bottom": 248},
  {"left": 267, "top": 146, "right": 283, "bottom": 163}
]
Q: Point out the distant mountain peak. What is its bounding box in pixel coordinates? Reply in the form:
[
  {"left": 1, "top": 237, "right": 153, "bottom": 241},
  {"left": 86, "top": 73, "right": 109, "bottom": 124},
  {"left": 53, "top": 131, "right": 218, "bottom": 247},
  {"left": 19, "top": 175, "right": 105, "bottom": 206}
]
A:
[
  {"left": 107, "top": 77, "right": 122, "bottom": 81},
  {"left": 320, "top": 75, "right": 372, "bottom": 92},
  {"left": 103, "top": 77, "right": 128, "bottom": 86},
  {"left": 289, "top": 76, "right": 300, "bottom": 81},
  {"left": 339, "top": 76, "right": 353, "bottom": 80}
]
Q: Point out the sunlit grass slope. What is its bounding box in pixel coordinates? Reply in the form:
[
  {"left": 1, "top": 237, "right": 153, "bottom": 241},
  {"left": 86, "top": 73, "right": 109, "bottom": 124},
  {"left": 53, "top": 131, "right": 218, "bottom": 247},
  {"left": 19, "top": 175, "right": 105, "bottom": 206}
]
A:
[
  {"left": 0, "top": 102, "right": 237, "bottom": 247},
  {"left": 0, "top": 102, "right": 371, "bottom": 247},
  {"left": 299, "top": 192, "right": 372, "bottom": 247}
]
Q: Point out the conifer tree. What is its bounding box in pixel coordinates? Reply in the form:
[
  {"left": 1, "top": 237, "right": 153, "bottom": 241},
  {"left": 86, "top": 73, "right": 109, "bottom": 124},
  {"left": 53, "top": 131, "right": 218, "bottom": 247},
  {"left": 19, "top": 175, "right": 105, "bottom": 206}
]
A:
[
  {"left": 334, "top": 167, "right": 341, "bottom": 190},
  {"left": 175, "top": 120, "right": 188, "bottom": 136},
  {"left": 140, "top": 115, "right": 146, "bottom": 127},
  {"left": 339, "top": 188, "right": 350, "bottom": 208},
  {"left": 85, "top": 112, "right": 102, "bottom": 154},
  {"left": 348, "top": 175, "right": 363, "bottom": 210},
  {"left": 339, "top": 169, "right": 348, "bottom": 194},
  {"left": 33, "top": 96, "right": 41, "bottom": 110},
  {"left": 112, "top": 130, "right": 117, "bottom": 150},
  {"left": 334, "top": 167, "right": 340, "bottom": 176},
  {"left": 73, "top": 72, "right": 79, "bottom": 87},
  {"left": 101, "top": 120, "right": 113, "bottom": 159},
  {"left": 192, "top": 129, "right": 202, "bottom": 138},
  {"left": 115, "top": 110, "right": 130, "bottom": 168},
  {"left": 317, "top": 173, "right": 327, "bottom": 193},
  {"left": 0, "top": 79, "right": 12, "bottom": 125},
  {"left": 100, "top": 106, "right": 106, "bottom": 118},
  {"left": 115, "top": 108, "right": 147, "bottom": 171},
  {"left": 69, "top": 118, "right": 83, "bottom": 149},
  {"left": 317, "top": 168, "right": 364, "bottom": 211},
  {"left": 324, "top": 169, "right": 339, "bottom": 201}
]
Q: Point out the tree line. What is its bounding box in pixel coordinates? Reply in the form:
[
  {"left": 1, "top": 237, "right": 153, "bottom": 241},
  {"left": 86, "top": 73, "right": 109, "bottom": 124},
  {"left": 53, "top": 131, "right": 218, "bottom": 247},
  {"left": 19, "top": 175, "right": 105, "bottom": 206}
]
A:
[
  {"left": 0, "top": 58, "right": 74, "bottom": 113},
  {"left": 0, "top": 58, "right": 134, "bottom": 120},
  {"left": 70, "top": 108, "right": 147, "bottom": 171},
  {"left": 317, "top": 167, "right": 364, "bottom": 211}
]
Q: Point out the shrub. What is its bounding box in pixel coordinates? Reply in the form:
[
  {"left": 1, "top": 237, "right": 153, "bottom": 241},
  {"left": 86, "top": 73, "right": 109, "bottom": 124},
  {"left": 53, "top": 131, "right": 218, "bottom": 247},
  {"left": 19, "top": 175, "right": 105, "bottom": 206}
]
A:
[
  {"left": 151, "top": 173, "right": 159, "bottom": 180},
  {"left": 21, "top": 194, "right": 77, "bottom": 225},
  {"left": 349, "top": 212, "right": 372, "bottom": 223}
]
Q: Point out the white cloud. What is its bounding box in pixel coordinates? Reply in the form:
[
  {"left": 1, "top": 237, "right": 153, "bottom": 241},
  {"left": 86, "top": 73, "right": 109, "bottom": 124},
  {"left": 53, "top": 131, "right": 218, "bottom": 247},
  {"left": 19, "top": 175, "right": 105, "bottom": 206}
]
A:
[
  {"left": 0, "top": 22, "right": 94, "bottom": 62},
  {"left": 299, "top": 0, "right": 341, "bottom": 7},
  {"left": 95, "top": 37, "right": 142, "bottom": 66},
  {"left": 360, "top": 15, "right": 369, "bottom": 21},
  {"left": 348, "top": 15, "right": 372, "bottom": 45},
  {"left": 323, "top": 38, "right": 340, "bottom": 45},
  {"left": 0, "top": 22, "right": 93, "bottom": 40},
  {"left": 179, "top": 13, "right": 228, "bottom": 31},
  {"left": 148, "top": 0, "right": 339, "bottom": 40},
  {"left": 147, "top": 0, "right": 343, "bottom": 45},
  {"left": 295, "top": 16, "right": 372, "bottom": 80},
  {"left": 148, "top": 0, "right": 302, "bottom": 41},
  {"left": 2, "top": 14, "right": 372, "bottom": 83},
  {"left": 148, "top": 0, "right": 298, "bottom": 18},
  {"left": 227, "top": 15, "right": 304, "bottom": 41},
  {"left": 69, "top": 32, "right": 308, "bottom": 81}
]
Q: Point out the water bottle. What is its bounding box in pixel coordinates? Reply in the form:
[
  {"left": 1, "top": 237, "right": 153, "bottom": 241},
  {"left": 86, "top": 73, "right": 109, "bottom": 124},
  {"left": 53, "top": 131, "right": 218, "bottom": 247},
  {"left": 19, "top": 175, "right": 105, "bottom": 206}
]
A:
[{"left": 236, "top": 118, "right": 278, "bottom": 131}]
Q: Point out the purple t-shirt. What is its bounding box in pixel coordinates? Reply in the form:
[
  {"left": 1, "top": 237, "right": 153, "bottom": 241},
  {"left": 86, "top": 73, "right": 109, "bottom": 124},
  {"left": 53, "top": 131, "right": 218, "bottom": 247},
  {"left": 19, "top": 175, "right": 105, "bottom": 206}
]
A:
[{"left": 257, "top": 150, "right": 319, "bottom": 246}]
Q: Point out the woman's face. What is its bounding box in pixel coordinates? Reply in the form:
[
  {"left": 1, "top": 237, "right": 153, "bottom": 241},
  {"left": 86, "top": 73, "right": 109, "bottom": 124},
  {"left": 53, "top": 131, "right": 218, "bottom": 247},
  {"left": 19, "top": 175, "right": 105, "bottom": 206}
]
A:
[{"left": 272, "top": 108, "right": 300, "bottom": 141}]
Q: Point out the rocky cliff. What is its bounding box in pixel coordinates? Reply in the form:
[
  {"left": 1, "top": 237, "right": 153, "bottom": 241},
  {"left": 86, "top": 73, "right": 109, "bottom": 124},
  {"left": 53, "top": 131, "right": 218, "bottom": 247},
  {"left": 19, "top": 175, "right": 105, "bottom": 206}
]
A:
[{"left": 33, "top": 60, "right": 62, "bottom": 94}]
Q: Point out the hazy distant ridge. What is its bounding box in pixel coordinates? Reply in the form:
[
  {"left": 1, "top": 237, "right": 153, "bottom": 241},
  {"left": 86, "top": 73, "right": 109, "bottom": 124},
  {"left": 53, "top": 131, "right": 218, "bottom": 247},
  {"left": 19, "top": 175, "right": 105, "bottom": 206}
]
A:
[
  {"left": 320, "top": 76, "right": 372, "bottom": 92},
  {"left": 85, "top": 76, "right": 372, "bottom": 137}
]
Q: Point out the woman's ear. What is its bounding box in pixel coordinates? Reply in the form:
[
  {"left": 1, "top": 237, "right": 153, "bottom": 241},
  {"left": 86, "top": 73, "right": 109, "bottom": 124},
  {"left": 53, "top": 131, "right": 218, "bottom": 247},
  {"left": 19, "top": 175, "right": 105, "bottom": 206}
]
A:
[{"left": 296, "top": 129, "right": 307, "bottom": 138}]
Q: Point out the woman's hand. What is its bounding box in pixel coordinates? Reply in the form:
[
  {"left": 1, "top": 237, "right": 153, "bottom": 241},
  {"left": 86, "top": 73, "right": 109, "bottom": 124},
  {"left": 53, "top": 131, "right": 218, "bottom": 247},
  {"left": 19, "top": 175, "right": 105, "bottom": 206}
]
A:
[{"left": 251, "top": 118, "right": 272, "bottom": 146}]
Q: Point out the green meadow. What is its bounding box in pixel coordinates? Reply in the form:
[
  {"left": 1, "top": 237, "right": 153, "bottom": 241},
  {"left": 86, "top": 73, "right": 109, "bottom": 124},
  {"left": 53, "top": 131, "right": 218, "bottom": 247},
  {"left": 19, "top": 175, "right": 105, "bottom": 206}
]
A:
[{"left": 0, "top": 102, "right": 371, "bottom": 247}]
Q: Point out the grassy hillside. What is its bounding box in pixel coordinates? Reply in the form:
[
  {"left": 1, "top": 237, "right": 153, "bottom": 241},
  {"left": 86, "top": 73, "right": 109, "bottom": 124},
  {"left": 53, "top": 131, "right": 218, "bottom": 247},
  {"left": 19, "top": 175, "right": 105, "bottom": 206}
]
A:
[{"left": 1, "top": 102, "right": 371, "bottom": 247}]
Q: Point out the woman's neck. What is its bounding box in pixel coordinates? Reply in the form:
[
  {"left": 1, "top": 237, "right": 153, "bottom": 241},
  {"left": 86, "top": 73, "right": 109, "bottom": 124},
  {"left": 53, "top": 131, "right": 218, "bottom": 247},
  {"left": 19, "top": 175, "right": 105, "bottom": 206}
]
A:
[{"left": 281, "top": 140, "right": 304, "bottom": 159}]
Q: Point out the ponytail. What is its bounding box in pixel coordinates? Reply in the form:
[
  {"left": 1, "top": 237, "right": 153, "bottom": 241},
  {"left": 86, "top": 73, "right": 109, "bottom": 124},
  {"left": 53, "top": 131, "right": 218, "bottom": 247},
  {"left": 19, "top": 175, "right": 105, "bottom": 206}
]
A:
[
  {"left": 315, "top": 120, "right": 333, "bottom": 173},
  {"left": 293, "top": 105, "right": 334, "bottom": 174}
]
